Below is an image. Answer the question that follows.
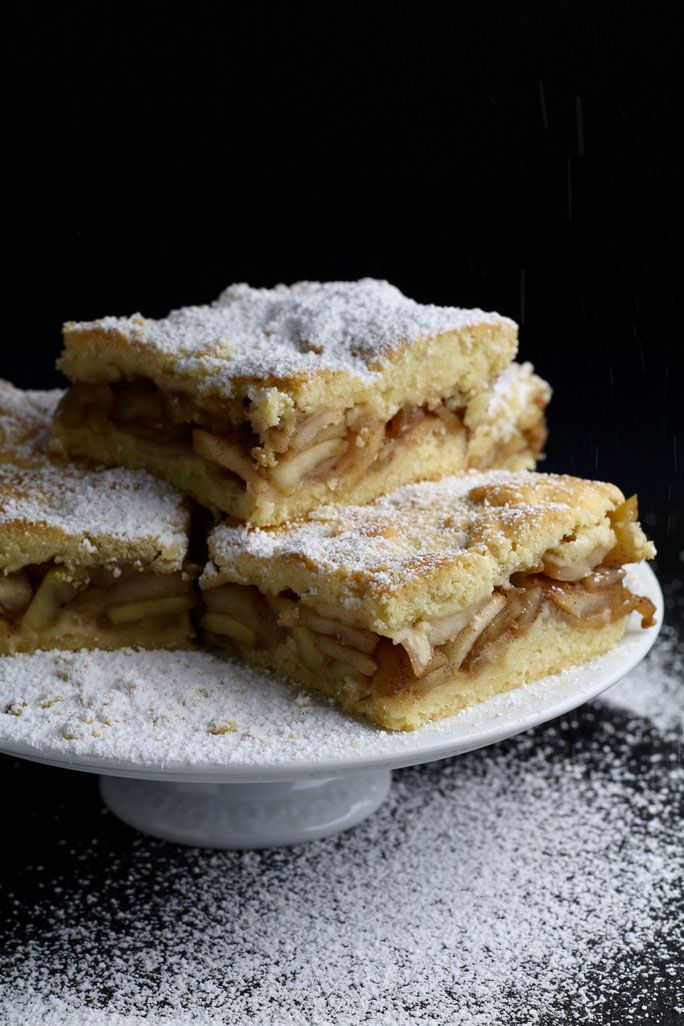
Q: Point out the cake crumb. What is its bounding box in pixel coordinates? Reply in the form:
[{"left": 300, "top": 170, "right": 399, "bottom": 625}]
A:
[
  {"left": 208, "top": 718, "right": 239, "bottom": 736},
  {"left": 4, "top": 700, "right": 26, "bottom": 716},
  {"left": 39, "top": 695, "right": 63, "bottom": 709}
]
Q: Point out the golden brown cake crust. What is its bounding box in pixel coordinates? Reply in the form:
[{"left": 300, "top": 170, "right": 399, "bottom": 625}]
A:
[
  {"left": 203, "top": 470, "right": 655, "bottom": 632},
  {"left": 58, "top": 279, "right": 518, "bottom": 430},
  {"left": 0, "top": 463, "right": 190, "bottom": 573}
]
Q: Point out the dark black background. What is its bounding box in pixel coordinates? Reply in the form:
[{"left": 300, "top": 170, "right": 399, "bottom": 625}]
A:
[
  {"left": 2, "top": 4, "right": 682, "bottom": 1023},
  {"left": 4, "top": 2, "right": 682, "bottom": 517}
]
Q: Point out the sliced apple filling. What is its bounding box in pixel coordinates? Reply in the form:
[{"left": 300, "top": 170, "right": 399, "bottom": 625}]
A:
[
  {"left": 201, "top": 556, "right": 655, "bottom": 700},
  {"left": 58, "top": 378, "right": 494, "bottom": 501},
  {"left": 0, "top": 561, "right": 197, "bottom": 648}
]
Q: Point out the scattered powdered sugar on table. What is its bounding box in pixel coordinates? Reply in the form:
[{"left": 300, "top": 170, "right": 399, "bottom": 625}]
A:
[
  {"left": 67, "top": 278, "right": 514, "bottom": 384},
  {"left": 0, "top": 643, "right": 681, "bottom": 1025},
  {"left": 603, "top": 623, "right": 683, "bottom": 733}
]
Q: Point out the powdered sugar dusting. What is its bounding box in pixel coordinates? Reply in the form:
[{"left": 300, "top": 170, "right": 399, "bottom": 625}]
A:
[
  {"left": 0, "top": 630, "right": 680, "bottom": 1025},
  {"left": 0, "top": 381, "right": 63, "bottom": 465},
  {"left": 67, "top": 279, "right": 515, "bottom": 385},
  {"left": 0, "top": 462, "right": 188, "bottom": 562}
]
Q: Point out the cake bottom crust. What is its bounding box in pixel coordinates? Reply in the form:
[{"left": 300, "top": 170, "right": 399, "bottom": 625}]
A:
[
  {"left": 208, "top": 608, "right": 627, "bottom": 731},
  {"left": 51, "top": 414, "right": 539, "bottom": 526},
  {"left": 0, "top": 611, "right": 195, "bottom": 656}
]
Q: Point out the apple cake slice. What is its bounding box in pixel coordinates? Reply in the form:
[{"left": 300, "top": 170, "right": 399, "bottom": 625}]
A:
[
  {"left": 0, "top": 381, "right": 197, "bottom": 654},
  {"left": 52, "top": 279, "right": 549, "bottom": 526},
  {"left": 200, "top": 470, "right": 656, "bottom": 730}
]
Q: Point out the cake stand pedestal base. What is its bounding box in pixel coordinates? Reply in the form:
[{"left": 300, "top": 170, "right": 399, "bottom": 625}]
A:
[{"left": 99, "top": 768, "right": 392, "bottom": 849}]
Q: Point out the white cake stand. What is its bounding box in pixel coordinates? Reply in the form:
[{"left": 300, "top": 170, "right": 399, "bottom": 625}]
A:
[{"left": 0, "top": 565, "right": 662, "bottom": 850}]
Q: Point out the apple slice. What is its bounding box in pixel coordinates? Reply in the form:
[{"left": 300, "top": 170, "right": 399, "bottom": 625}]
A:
[{"left": 22, "top": 568, "right": 87, "bottom": 631}]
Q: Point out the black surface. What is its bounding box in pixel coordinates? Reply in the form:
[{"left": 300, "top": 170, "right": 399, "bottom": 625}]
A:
[{"left": 1, "top": 4, "right": 682, "bottom": 1022}]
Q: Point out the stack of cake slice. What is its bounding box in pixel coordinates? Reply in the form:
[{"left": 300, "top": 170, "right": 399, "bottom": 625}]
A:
[
  {"left": 200, "top": 473, "right": 654, "bottom": 730},
  {"left": 0, "top": 279, "right": 656, "bottom": 729}
]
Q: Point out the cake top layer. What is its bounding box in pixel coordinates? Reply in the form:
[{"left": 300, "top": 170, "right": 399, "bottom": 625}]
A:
[
  {"left": 0, "top": 462, "right": 190, "bottom": 572},
  {"left": 59, "top": 281, "right": 518, "bottom": 424},
  {"left": 205, "top": 470, "right": 653, "bottom": 630},
  {"left": 0, "top": 383, "right": 189, "bottom": 571},
  {"left": 0, "top": 379, "right": 63, "bottom": 466},
  {"left": 64, "top": 279, "right": 515, "bottom": 384}
]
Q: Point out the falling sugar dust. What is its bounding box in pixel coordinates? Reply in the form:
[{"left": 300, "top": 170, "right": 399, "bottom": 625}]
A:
[{"left": 0, "top": 629, "right": 681, "bottom": 1026}]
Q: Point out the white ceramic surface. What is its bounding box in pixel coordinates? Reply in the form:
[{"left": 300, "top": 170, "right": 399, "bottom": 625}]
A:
[
  {"left": 0, "top": 564, "right": 662, "bottom": 848},
  {"left": 100, "top": 769, "right": 392, "bottom": 849}
]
